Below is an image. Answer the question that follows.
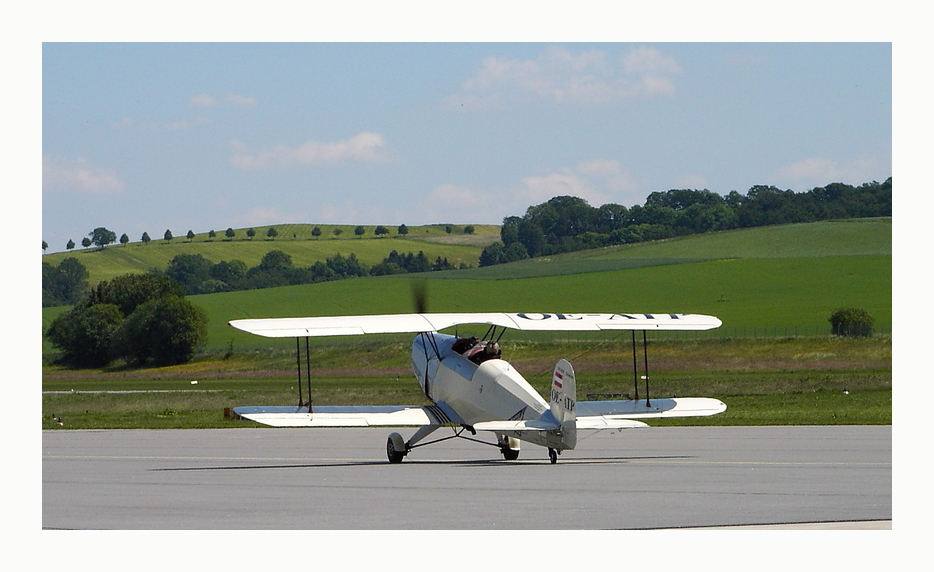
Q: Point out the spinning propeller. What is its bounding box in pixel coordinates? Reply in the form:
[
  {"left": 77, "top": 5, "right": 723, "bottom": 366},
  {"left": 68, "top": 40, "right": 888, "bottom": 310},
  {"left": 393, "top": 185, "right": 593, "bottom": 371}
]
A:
[{"left": 412, "top": 280, "right": 428, "bottom": 314}]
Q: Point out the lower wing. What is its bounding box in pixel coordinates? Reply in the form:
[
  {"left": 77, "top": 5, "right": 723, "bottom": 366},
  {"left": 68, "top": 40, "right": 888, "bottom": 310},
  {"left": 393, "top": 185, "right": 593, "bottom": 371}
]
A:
[
  {"left": 578, "top": 397, "right": 727, "bottom": 419},
  {"left": 234, "top": 397, "right": 724, "bottom": 429},
  {"left": 232, "top": 404, "right": 454, "bottom": 427}
]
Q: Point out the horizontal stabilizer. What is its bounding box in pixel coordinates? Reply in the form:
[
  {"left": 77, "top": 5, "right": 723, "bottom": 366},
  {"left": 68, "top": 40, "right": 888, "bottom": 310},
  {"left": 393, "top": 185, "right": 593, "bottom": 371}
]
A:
[
  {"left": 576, "top": 417, "right": 648, "bottom": 429},
  {"left": 473, "top": 419, "right": 559, "bottom": 432}
]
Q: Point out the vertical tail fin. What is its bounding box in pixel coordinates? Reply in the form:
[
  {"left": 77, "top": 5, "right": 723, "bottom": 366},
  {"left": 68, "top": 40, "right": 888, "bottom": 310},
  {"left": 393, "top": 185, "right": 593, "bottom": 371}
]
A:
[{"left": 549, "top": 359, "right": 577, "bottom": 450}]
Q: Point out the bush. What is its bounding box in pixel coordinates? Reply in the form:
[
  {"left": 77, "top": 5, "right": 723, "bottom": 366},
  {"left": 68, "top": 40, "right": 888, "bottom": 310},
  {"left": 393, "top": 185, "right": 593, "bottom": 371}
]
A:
[
  {"left": 46, "top": 303, "right": 123, "bottom": 367},
  {"left": 114, "top": 295, "right": 208, "bottom": 366},
  {"left": 46, "top": 272, "right": 207, "bottom": 368},
  {"left": 829, "top": 307, "right": 874, "bottom": 337}
]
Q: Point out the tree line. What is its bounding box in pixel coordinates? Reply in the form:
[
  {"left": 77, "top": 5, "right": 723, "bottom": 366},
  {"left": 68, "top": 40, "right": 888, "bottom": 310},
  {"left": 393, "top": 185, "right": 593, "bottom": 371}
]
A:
[
  {"left": 42, "top": 249, "right": 468, "bottom": 308},
  {"left": 43, "top": 223, "right": 478, "bottom": 253},
  {"left": 479, "top": 178, "right": 892, "bottom": 266},
  {"left": 165, "top": 249, "right": 467, "bottom": 295}
]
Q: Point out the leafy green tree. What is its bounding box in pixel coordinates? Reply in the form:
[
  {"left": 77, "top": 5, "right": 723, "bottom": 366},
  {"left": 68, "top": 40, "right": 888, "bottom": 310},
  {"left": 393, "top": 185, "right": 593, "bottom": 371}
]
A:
[
  {"left": 42, "top": 257, "right": 89, "bottom": 306},
  {"left": 66, "top": 239, "right": 75, "bottom": 250},
  {"left": 43, "top": 240, "right": 48, "bottom": 252},
  {"left": 504, "top": 241, "right": 529, "bottom": 262},
  {"left": 165, "top": 253, "right": 214, "bottom": 294},
  {"left": 86, "top": 273, "right": 184, "bottom": 317},
  {"left": 369, "top": 261, "right": 407, "bottom": 276},
  {"left": 829, "top": 308, "right": 875, "bottom": 337},
  {"left": 210, "top": 259, "right": 247, "bottom": 287},
  {"left": 208, "top": 230, "right": 217, "bottom": 239},
  {"left": 354, "top": 225, "right": 366, "bottom": 238},
  {"left": 81, "top": 237, "right": 92, "bottom": 248},
  {"left": 246, "top": 228, "right": 256, "bottom": 239},
  {"left": 374, "top": 225, "right": 389, "bottom": 237},
  {"left": 445, "top": 225, "right": 453, "bottom": 234},
  {"left": 258, "top": 250, "right": 292, "bottom": 271},
  {"left": 326, "top": 252, "right": 369, "bottom": 277},
  {"left": 164, "top": 229, "right": 173, "bottom": 242},
  {"left": 311, "top": 226, "right": 322, "bottom": 239},
  {"left": 266, "top": 227, "right": 278, "bottom": 239},
  {"left": 186, "top": 230, "right": 195, "bottom": 241},
  {"left": 46, "top": 303, "right": 123, "bottom": 367},
  {"left": 120, "top": 233, "right": 129, "bottom": 246},
  {"left": 397, "top": 224, "right": 408, "bottom": 236},
  {"left": 141, "top": 232, "right": 151, "bottom": 245},
  {"left": 113, "top": 295, "right": 207, "bottom": 366},
  {"left": 463, "top": 225, "right": 475, "bottom": 235},
  {"left": 46, "top": 271, "right": 205, "bottom": 368},
  {"left": 333, "top": 228, "right": 343, "bottom": 238},
  {"left": 90, "top": 227, "right": 117, "bottom": 249},
  {"left": 500, "top": 216, "right": 521, "bottom": 246},
  {"left": 479, "top": 242, "right": 505, "bottom": 267},
  {"left": 225, "top": 228, "right": 235, "bottom": 240}
]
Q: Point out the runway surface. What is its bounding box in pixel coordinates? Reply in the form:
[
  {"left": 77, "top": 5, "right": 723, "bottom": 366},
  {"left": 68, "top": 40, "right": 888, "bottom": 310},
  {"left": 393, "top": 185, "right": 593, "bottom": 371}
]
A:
[{"left": 42, "top": 425, "right": 891, "bottom": 529}]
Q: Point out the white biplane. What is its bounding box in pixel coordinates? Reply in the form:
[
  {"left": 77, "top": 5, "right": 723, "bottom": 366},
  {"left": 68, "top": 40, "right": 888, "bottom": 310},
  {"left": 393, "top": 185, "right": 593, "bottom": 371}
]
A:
[{"left": 229, "top": 312, "right": 726, "bottom": 464}]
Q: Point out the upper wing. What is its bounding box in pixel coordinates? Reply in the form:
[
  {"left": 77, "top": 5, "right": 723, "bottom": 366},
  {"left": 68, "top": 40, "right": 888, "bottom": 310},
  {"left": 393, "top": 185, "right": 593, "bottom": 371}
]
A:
[{"left": 229, "top": 312, "right": 721, "bottom": 338}]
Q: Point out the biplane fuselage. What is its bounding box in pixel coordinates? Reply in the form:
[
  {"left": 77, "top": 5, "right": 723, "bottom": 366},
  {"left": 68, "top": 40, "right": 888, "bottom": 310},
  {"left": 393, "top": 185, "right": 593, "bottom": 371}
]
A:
[{"left": 412, "top": 332, "right": 549, "bottom": 426}]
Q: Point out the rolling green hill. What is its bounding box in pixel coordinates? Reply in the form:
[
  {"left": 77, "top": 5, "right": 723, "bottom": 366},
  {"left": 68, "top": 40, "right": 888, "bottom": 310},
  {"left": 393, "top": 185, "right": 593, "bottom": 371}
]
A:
[
  {"left": 438, "top": 218, "right": 891, "bottom": 280},
  {"left": 42, "top": 223, "right": 500, "bottom": 285}
]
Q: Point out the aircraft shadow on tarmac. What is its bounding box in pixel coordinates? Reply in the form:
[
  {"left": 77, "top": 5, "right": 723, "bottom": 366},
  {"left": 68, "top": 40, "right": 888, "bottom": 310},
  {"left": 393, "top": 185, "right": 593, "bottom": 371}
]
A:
[{"left": 149, "top": 455, "right": 695, "bottom": 472}]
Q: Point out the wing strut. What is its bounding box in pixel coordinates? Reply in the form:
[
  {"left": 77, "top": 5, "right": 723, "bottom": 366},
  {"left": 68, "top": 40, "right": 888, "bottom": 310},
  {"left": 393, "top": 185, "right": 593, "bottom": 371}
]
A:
[
  {"left": 629, "top": 330, "right": 651, "bottom": 406},
  {"left": 294, "top": 336, "right": 313, "bottom": 410},
  {"left": 642, "top": 330, "right": 651, "bottom": 407},
  {"left": 305, "top": 337, "right": 312, "bottom": 409},
  {"left": 296, "top": 337, "right": 304, "bottom": 407}
]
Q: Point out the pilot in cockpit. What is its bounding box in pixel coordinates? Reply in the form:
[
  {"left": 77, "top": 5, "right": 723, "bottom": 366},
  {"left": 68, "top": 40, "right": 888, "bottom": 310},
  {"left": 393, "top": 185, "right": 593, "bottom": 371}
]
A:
[
  {"left": 451, "top": 336, "right": 478, "bottom": 355},
  {"left": 452, "top": 336, "right": 502, "bottom": 364}
]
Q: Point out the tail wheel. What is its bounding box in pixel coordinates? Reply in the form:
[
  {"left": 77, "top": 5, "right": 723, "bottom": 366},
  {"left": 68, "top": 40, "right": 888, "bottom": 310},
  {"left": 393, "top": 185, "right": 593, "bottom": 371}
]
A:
[{"left": 387, "top": 434, "right": 406, "bottom": 464}]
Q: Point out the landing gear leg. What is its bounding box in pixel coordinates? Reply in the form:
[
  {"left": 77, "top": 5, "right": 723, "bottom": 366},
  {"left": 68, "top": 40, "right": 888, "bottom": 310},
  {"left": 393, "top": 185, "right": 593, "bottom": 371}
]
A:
[{"left": 548, "top": 448, "right": 558, "bottom": 464}]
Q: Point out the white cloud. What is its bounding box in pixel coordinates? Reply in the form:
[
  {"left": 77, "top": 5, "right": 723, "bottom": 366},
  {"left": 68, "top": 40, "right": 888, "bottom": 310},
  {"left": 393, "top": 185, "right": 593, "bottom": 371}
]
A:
[
  {"left": 576, "top": 158, "right": 621, "bottom": 177},
  {"left": 190, "top": 92, "right": 256, "bottom": 108},
  {"left": 451, "top": 45, "right": 681, "bottom": 108},
  {"left": 42, "top": 155, "right": 125, "bottom": 194},
  {"left": 773, "top": 155, "right": 885, "bottom": 187},
  {"left": 519, "top": 169, "right": 610, "bottom": 205},
  {"left": 235, "top": 206, "right": 306, "bottom": 227},
  {"left": 575, "top": 158, "right": 639, "bottom": 194},
  {"left": 230, "top": 132, "right": 388, "bottom": 169},
  {"left": 225, "top": 93, "right": 257, "bottom": 107},
  {"left": 621, "top": 46, "right": 682, "bottom": 75},
  {"left": 116, "top": 116, "right": 210, "bottom": 131},
  {"left": 189, "top": 93, "right": 217, "bottom": 108}
]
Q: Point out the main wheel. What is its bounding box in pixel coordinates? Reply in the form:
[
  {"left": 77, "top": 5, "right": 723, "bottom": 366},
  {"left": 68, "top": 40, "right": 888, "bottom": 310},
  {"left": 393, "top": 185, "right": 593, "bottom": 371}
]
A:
[
  {"left": 548, "top": 448, "right": 558, "bottom": 464},
  {"left": 501, "top": 447, "right": 520, "bottom": 461},
  {"left": 387, "top": 435, "right": 405, "bottom": 464}
]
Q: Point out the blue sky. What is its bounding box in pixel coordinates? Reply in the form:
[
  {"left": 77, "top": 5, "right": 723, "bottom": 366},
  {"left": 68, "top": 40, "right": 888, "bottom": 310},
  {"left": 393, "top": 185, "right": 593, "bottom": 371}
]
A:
[{"left": 41, "top": 41, "right": 891, "bottom": 252}]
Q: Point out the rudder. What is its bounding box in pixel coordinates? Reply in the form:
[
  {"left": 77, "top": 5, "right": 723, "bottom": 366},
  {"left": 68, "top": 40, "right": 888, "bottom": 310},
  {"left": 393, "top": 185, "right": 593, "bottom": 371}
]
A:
[{"left": 549, "top": 359, "right": 577, "bottom": 450}]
